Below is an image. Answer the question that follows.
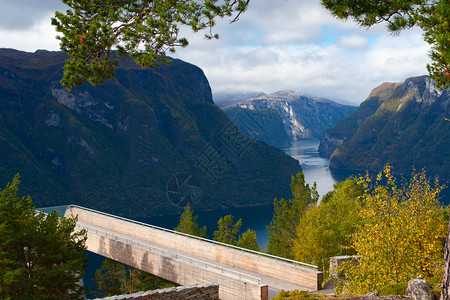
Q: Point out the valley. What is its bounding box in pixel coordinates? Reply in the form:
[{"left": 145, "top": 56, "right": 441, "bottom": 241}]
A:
[{"left": 0, "top": 49, "right": 300, "bottom": 218}]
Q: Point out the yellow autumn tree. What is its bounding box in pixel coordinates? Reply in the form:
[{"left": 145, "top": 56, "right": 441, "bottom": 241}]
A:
[
  {"left": 294, "top": 179, "right": 362, "bottom": 270},
  {"left": 340, "top": 165, "right": 447, "bottom": 294}
]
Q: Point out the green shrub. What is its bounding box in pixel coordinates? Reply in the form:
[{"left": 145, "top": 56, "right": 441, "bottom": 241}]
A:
[
  {"left": 273, "top": 290, "right": 330, "bottom": 300},
  {"left": 378, "top": 282, "right": 407, "bottom": 296}
]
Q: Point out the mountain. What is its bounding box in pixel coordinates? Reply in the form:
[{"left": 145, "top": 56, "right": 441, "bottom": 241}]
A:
[
  {"left": 222, "top": 90, "right": 357, "bottom": 147},
  {"left": 0, "top": 48, "right": 301, "bottom": 218},
  {"left": 220, "top": 106, "right": 291, "bottom": 148},
  {"left": 319, "top": 76, "right": 450, "bottom": 181},
  {"left": 213, "top": 89, "right": 266, "bottom": 107}
]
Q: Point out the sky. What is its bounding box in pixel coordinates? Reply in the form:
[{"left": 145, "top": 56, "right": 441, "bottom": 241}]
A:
[{"left": 0, "top": 0, "right": 432, "bottom": 104}]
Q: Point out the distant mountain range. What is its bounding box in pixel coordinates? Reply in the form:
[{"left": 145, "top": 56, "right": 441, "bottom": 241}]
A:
[
  {"left": 0, "top": 49, "right": 301, "bottom": 218},
  {"left": 222, "top": 90, "right": 357, "bottom": 147},
  {"left": 319, "top": 75, "right": 449, "bottom": 181},
  {"left": 213, "top": 90, "right": 266, "bottom": 107}
]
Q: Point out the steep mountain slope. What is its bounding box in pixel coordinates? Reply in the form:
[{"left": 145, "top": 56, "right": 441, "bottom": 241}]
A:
[
  {"left": 222, "top": 90, "right": 357, "bottom": 147},
  {"left": 221, "top": 107, "right": 291, "bottom": 148},
  {"left": 213, "top": 90, "right": 266, "bottom": 107},
  {"left": 319, "top": 76, "right": 449, "bottom": 181},
  {"left": 0, "top": 49, "right": 301, "bottom": 218}
]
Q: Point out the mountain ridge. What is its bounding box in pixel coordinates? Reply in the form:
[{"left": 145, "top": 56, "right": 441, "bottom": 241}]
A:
[
  {"left": 0, "top": 48, "right": 301, "bottom": 218},
  {"left": 222, "top": 90, "right": 357, "bottom": 147},
  {"left": 319, "top": 75, "right": 449, "bottom": 181}
]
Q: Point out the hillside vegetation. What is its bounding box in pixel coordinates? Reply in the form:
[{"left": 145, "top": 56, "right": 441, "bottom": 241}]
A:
[
  {"left": 0, "top": 49, "right": 301, "bottom": 218},
  {"left": 319, "top": 76, "right": 449, "bottom": 182}
]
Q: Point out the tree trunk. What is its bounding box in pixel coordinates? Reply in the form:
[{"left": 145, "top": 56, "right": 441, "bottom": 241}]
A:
[{"left": 441, "top": 220, "right": 450, "bottom": 300}]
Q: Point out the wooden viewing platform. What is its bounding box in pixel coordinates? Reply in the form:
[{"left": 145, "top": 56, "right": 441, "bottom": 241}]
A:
[{"left": 44, "top": 205, "right": 323, "bottom": 300}]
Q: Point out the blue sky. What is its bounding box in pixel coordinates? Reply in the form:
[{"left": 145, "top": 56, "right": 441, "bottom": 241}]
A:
[{"left": 0, "top": 0, "right": 431, "bottom": 104}]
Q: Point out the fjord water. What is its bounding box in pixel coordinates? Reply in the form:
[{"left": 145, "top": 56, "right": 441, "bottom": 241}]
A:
[
  {"left": 143, "top": 139, "right": 336, "bottom": 248},
  {"left": 83, "top": 140, "right": 341, "bottom": 290},
  {"left": 280, "top": 140, "right": 337, "bottom": 198}
]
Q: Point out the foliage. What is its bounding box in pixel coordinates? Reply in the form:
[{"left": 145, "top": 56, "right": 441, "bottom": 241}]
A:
[
  {"left": 0, "top": 175, "right": 87, "bottom": 299},
  {"left": 273, "top": 289, "right": 327, "bottom": 300},
  {"left": 174, "top": 203, "right": 207, "bottom": 238},
  {"left": 224, "top": 102, "right": 356, "bottom": 148},
  {"left": 326, "top": 76, "right": 450, "bottom": 183},
  {"left": 223, "top": 107, "right": 292, "bottom": 148},
  {"left": 175, "top": 204, "right": 261, "bottom": 250},
  {"left": 94, "top": 258, "right": 176, "bottom": 297},
  {"left": 294, "top": 179, "right": 362, "bottom": 270},
  {"left": 421, "top": 0, "right": 450, "bottom": 88},
  {"left": 321, "top": 0, "right": 450, "bottom": 89},
  {"left": 266, "top": 172, "right": 319, "bottom": 259},
  {"left": 213, "top": 215, "right": 242, "bottom": 245},
  {"left": 0, "top": 49, "right": 300, "bottom": 219},
  {"left": 428, "top": 270, "right": 444, "bottom": 294},
  {"left": 237, "top": 229, "right": 261, "bottom": 251},
  {"left": 339, "top": 165, "right": 447, "bottom": 295},
  {"left": 51, "top": 0, "right": 249, "bottom": 89},
  {"left": 94, "top": 258, "right": 127, "bottom": 296},
  {"left": 378, "top": 282, "right": 407, "bottom": 296}
]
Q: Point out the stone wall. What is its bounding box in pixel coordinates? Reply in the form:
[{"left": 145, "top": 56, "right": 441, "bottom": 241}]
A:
[
  {"left": 97, "top": 283, "right": 219, "bottom": 300},
  {"left": 330, "top": 256, "right": 358, "bottom": 279}
]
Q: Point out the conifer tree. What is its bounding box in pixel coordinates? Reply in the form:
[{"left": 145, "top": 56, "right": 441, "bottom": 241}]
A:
[
  {"left": 94, "top": 258, "right": 176, "bottom": 297},
  {"left": 174, "top": 203, "right": 207, "bottom": 238},
  {"left": 94, "top": 259, "right": 127, "bottom": 296},
  {"left": 52, "top": 0, "right": 249, "bottom": 89},
  {"left": 322, "top": 0, "right": 450, "bottom": 88},
  {"left": 266, "top": 172, "right": 318, "bottom": 259},
  {"left": 0, "top": 175, "right": 87, "bottom": 299},
  {"left": 213, "top": 215, "right": 242, "bottom": 245},
  {"left": 237, "top": 229, "right": 261, "bottom": 251}
]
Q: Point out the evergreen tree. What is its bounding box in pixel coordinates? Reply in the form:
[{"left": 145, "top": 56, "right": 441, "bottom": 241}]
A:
[
  {"left": 174, "top": 203, "right": 207, "bottom": 238},
  {"left": 53, "top": 0, "right": 449, "bottom": 89},
  {"left": 266, "top": 172, "right": 318, "bottom": 259},
  {"left": 237, "top": 229, "right": 261, "bottom": 251},
  {"left": 213, "top": 215, "right": 242, "bottom": 245},
  {"left": 94, "top": 258, "right": 176, "bottom": 297},
  {"left": 51, "top": 0, "right": 249, "bottom": 89},
  {"left": 322, "top": 0, "right": 450, "bottom": 88},
  {"left": 0, "top": 175, "right": 87, "bottom": 299},
  {"left": 94, "top": 258, "right": 127, "bottom": 296},
  {"left": 126, "top": 268, "right": 176, "bottom": 293}
]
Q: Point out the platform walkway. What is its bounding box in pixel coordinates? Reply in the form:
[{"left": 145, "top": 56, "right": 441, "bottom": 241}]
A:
[{"left": 44, "top": 205, "right": 323, "bottom": 300}]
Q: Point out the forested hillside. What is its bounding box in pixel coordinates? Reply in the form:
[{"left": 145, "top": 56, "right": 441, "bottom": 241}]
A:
[
  {"left": 319, "top": 76, "right": 449, "bottom": 181},
  {"left": 0, "top": 49, "right": 301, "bottom": 218}
]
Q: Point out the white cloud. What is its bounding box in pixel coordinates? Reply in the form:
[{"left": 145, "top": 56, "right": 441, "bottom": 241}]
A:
[
  {"left": 337, "top": 35, "right": 369, "bottom": 49},
  {"left": 0, "top": 13, "right": 60, "bottom": 52},
  {"left": 171, "top": 1, "right": 431, "bottom": 104},
  {"left": 0, "top": 0, "right": 66, "bottom": 30},
  {"left": 0, "top": 0, "right": 433, "bottom": 104}
]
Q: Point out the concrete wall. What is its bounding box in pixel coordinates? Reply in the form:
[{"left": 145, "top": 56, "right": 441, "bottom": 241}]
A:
[
  {"left": 67, "top": 207, "right": 322, "bottom": 292},
  {"left": 97, "top": 283, "right": 219, "bottom": 300},
  {"left": 84, "top": 228, "right": 267, "bottom": 300}
]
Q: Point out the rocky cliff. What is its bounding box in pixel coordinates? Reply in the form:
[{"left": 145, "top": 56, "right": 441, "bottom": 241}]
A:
[
  {"left": 213, "top": 90, "right": 265, "bottom": 107},
  {"left": 222, "top": 90, "right": 357, "bottom": 147},
  {"left": 319, "top": 76, "right": 449, "bottom": 181},
  {"left": 0, "top": 49, "right": 301, "bottom": 218}
]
